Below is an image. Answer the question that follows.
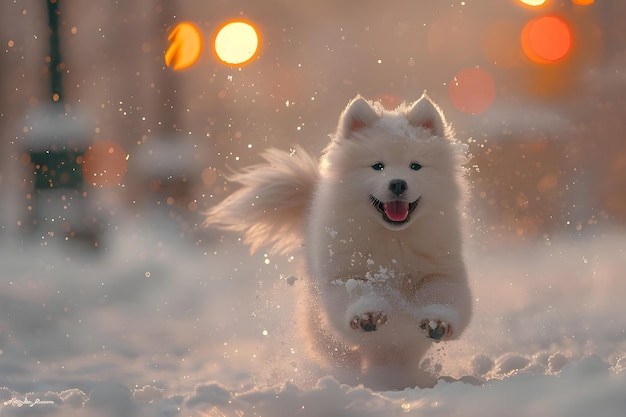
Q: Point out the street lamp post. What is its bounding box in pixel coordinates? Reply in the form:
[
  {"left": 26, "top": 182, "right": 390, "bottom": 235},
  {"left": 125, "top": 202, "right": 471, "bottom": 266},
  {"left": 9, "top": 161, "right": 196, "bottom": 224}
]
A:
[{"left": 22, "top": 0, "right": 96, "bottom": 247}]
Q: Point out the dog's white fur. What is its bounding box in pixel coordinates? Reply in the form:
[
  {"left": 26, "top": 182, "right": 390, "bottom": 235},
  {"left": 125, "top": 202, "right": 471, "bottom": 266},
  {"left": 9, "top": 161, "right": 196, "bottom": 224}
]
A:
[{"left": 205, "top": 95, "right": 472, "bottom": 389}]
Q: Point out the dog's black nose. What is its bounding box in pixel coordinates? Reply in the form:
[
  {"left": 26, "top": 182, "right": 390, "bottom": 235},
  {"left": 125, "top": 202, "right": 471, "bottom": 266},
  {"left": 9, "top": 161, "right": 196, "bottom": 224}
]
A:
[{"left": 389, "top": 179, "right": 407, "bottom": 196}]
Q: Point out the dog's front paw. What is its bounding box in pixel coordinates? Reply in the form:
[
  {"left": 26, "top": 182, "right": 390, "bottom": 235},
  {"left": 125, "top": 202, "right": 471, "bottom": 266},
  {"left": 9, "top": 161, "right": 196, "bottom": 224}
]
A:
[
  {"left": 350, "top": 312, "right": 387, "bottom": 332},
  {"left": 420, "top": 319, "right": 453, "bottom": 341}
]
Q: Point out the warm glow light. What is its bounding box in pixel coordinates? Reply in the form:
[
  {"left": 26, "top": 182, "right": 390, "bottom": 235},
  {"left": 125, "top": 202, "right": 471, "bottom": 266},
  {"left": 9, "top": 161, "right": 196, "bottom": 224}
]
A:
[
  {"left": 165, "top": 22, "right": 203, "bottom": 71},
  {"left": 449, "top": 67, "right": 496, "bottom": 115},
  {"left": 521, "top": 15, "right": 572, "bottom": 64},
  {"left": 213, "top": 20, "right": 260, "bottom": 66},
  {"left": 572, "top": 0, "right": 594, "bottom": 4},
  {"left": 518, "top": 0, "right": 547, "bottom": 6},
  {"left": 82, "top": 141, "right": 128, "bottom": 187}
]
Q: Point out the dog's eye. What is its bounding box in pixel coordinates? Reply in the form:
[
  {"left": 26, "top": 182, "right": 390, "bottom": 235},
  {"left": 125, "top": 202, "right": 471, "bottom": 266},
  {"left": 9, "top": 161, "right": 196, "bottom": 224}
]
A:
[
  {"left": 410, "top": 162, "right": 422, "bottom": 171},
  {"left": 371, "top": 162, "right": 385, "bottom": 171}
]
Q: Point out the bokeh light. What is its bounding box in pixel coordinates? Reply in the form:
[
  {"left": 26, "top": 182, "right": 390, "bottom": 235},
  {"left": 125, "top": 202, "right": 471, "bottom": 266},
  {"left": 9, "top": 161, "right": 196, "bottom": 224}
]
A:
[
  {"left": 572, "top": 0, "right": 594, "bottom": 4},
  {"left": 449, "top": 67, "right": 496, "bottom": 114},
  {"left": 517, "top": 0, "right": 547, "bottom": 6},
  {"left": 521, "top": 15, "right": 572, "bottom": 64},
  {"left": 213, "top": 20, "right": 260, "bottom": 66},
  {"left": 82, "top": 141, "right": 128, "bottom": 187},
  {"left": 164, "top": 22, "right": 203, "bottom": 71}
]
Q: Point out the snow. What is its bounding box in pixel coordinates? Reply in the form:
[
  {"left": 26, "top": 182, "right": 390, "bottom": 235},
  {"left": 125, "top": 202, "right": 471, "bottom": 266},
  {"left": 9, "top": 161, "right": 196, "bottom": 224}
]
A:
[
  {"left": 1, "top": 218, "right": 626, "bottom": 416},
  {"left": 22, "top": 104, "right": 92, "bottom": 149}
]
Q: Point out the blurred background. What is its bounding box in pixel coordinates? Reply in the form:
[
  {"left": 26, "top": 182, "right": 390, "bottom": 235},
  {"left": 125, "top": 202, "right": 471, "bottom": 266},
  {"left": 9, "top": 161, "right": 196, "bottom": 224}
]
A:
[{"left": 0, "top": 0, "right": 624, "bottom": 249}]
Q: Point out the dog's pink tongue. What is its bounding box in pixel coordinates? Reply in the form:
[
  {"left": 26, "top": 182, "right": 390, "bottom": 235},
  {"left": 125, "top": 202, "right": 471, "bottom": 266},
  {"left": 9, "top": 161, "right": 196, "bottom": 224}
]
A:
[{"left": 383, "top": 201, "right": 409, "bottom": 222}]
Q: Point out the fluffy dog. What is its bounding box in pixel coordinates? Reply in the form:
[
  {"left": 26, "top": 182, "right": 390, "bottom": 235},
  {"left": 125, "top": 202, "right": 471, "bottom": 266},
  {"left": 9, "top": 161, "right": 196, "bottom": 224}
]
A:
[{"left": 205, "top": 94, "right": 472, "bottom": 389}]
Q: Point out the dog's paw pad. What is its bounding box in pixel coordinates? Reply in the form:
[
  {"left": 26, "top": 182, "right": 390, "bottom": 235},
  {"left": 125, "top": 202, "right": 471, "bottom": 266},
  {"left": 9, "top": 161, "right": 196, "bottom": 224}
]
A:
[
  {"left": 420, "top": 319, "right": 452, "bottom": 341},
  {"left": 350, "top": 312, "right": 387, "bottom": 332}
]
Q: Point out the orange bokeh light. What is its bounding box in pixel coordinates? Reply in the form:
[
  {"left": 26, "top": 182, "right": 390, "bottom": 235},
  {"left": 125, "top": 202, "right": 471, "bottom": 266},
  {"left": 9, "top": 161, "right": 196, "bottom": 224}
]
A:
[
  {"left": 213, "top": 20, "right": 260, "bottom": 66},
  {"left": 521, "top": 15, "right": 572, "bottom": 64},
  {"left": 165, "top": 22, "right": 203, "bottom": 71},
  {"left": 449, "top": 67, "right": 496, "bottom": 115},
  {"left": 82, "top": 141, "right": 128, "bottom": 187}
]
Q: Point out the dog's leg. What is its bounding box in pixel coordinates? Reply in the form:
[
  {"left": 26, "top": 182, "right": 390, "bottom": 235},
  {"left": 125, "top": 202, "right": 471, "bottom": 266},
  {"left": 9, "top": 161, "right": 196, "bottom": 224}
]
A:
[
  {"left": 350, "top": 311, "right": 388, "bottom": 332},
  {"left": 419, "top": 318, "right": 453, "bottom": 341},
  {"left": 410, "top": 273, "right": 472, "bottom": 341},
  {"left": 344, "top": 279, "right": 389, "bottom": 332}
]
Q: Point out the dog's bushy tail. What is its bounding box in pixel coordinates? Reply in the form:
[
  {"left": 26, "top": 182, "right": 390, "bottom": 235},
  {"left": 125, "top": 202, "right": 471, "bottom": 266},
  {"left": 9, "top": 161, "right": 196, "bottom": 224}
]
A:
[{"left": 204, "top": 146, "right": 318, "bottom": 254}]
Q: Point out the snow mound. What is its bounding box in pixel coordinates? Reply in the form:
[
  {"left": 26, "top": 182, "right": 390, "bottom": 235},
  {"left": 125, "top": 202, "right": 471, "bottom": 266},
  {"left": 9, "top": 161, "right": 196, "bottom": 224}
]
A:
[
  {"left": 1, "top": 224, "right": 625, "bottom": 416},
  {"left": 1, "top": 356, "right": 626, "bottom": 416}
]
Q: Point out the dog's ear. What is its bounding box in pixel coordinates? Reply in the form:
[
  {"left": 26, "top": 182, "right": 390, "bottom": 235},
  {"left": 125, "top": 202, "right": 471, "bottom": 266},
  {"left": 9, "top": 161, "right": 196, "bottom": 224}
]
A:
[
  {"left": 407, "top": 94, "right": 448, "bottom": 137},
  {"left": 337, "top": 96, "right": 380, "bottom": 139}
]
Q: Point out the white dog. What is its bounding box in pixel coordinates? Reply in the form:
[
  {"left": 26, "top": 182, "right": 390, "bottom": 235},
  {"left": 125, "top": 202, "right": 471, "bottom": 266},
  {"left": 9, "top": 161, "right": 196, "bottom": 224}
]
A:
[{"left": 205, "top": 94, "right": 472, "bottom": 389}]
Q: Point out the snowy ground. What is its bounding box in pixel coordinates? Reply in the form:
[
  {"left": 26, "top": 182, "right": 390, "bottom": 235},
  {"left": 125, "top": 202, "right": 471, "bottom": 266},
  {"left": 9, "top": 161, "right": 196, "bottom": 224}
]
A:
[{"left": 1, "top": 217, "right": 626, "bottom": 416}]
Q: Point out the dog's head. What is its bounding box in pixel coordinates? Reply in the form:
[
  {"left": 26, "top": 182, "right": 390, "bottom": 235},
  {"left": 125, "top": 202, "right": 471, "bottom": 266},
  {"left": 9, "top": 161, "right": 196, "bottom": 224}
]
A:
[{"left": 321, "top": 94, "right": 464, "bottom": 231}]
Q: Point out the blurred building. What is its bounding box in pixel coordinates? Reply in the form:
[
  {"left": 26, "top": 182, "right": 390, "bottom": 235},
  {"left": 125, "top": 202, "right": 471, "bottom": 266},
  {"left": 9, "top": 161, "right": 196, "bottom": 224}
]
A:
[{"left": 0, "top": 0, "right": 625, "bottom": 248}]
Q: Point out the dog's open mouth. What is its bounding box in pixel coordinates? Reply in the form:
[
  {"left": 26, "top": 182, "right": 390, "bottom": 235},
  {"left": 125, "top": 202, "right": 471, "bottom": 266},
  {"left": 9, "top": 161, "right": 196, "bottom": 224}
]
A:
[{"left": 370, "top": 195, "right": 420, "bottom": 225}]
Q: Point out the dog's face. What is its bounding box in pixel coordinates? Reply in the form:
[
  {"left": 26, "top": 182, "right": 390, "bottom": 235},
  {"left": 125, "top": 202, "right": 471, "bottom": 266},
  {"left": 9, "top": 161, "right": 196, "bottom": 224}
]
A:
[
  {"left": 321, "top": 95, "right": 463, "bottom": 231},
  {"left": 365, "top": 152, "right": 424, "bottom": 231}
]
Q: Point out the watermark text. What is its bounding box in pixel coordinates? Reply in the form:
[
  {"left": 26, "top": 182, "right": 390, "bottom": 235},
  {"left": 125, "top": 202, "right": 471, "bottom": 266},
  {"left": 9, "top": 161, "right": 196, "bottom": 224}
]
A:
[{"left": 3, "top": 397, "right": 56, "bottom": 408}]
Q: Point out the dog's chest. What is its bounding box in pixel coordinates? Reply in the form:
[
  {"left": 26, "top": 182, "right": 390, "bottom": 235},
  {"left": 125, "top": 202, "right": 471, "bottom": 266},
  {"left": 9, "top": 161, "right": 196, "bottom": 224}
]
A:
[{"left": 324, "top": 230, "right": 435, "bottom": 279}]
